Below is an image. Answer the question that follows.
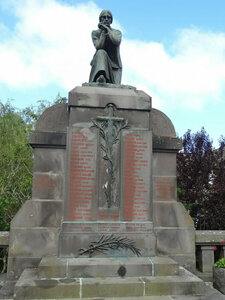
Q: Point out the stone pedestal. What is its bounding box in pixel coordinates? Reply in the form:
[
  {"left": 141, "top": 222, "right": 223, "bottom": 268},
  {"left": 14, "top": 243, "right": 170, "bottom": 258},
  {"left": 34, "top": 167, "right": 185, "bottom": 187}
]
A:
[
  {"left": 58, "top": 86, "right": 156, "bottom": 257},
  {"left": 5, "top": 85, "right": 208, "bottom": 300},
  {"left": 7, "top": 104, "right": 68, "bottom": 280},
  {"left": 150, "top": 109, "right": 195, "bottom": 271},
  {"left": 7, "top": 85, "right": 196, "bottom": 283},
  {"left": 199, "top": 246, "right": 215, "bottom": 273}
]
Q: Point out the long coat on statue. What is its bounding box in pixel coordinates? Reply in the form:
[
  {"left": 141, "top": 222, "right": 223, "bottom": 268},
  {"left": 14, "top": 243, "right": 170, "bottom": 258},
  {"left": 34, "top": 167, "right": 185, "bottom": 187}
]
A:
[{"left": 89, "top": 28, "right": 122, "bottom": 84}]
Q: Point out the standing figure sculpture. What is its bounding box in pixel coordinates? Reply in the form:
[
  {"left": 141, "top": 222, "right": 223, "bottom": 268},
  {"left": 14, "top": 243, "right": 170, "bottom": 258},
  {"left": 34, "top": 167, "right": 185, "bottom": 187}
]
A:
[{"left": 89, "top": 10, "right": 122, "bottom": 84}]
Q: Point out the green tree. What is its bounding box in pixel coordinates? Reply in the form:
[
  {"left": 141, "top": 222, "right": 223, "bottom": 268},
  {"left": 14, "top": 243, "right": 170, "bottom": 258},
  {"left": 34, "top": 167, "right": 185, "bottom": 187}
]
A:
[{"left": 0, "top": 102, "right": 33, "bottom": 230}]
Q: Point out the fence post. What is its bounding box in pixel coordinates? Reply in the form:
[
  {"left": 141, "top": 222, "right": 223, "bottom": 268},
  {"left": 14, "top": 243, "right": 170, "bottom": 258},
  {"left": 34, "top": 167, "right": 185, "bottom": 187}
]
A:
[{"left": 199, "top": 245, "right": 215, "bottom": 273}]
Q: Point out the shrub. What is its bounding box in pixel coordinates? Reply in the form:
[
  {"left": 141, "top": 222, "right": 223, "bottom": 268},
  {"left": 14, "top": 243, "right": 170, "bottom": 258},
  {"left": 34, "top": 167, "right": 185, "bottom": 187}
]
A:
[{"left": 214, "top": 258, "right": 225, "bottom": 268}]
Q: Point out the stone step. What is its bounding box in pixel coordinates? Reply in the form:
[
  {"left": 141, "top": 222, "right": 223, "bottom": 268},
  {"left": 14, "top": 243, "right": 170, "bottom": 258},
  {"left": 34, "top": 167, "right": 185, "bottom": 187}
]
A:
[
  {"left": 14, "top": 267, "right": 205, "bottom": 300},
  {"left": 38, "top": 256, "right": 179, "bottom": 279},
  {"left": 20, "top": 297, "right": 204, "bottom": 300}
]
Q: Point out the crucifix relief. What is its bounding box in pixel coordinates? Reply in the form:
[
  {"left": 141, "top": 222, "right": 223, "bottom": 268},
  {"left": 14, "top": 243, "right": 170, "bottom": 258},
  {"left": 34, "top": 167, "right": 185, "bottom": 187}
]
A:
[{"left": 92, "top": 104, "right": 128, "bottom": 208}]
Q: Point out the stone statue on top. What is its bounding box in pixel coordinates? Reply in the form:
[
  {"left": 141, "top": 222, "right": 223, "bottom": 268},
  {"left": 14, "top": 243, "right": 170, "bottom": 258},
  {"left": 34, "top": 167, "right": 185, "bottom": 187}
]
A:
[{"left": 89, "top": 10, "right": 122, "bottom": 85}]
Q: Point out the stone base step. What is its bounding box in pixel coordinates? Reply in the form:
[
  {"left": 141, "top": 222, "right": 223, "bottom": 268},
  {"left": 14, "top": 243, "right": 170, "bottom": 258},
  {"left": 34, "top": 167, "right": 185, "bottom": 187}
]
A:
[
  {"left": 21, "top": 297, "right": 204, "bottom": 300},
  {"left": 14, "top": 267, "right": 205, "bottom": 300},
  {"left": 38, "top": 256, "right": 179, "bottom": 278}
]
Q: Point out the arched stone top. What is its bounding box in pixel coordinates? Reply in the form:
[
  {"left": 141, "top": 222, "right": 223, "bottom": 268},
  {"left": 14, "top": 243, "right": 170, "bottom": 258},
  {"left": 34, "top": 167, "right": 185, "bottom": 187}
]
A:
[
  {"left": 150, "top": 108, "right": 176, "bottom": 137},
  {"left": 36, "top": 103, "right": 68, "bottom": 132}
]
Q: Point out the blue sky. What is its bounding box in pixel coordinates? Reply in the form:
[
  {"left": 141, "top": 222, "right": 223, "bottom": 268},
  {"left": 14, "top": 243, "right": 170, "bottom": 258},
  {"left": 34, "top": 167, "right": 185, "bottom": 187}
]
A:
[{"left": 0, "top": 0, "right": 225, "bottom": 145}]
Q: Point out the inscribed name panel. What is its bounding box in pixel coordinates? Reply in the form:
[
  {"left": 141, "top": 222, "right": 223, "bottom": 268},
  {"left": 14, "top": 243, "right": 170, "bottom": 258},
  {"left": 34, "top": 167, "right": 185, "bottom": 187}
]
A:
[
  {"left": 121, "top": 130, "right": 152, "bottom": 221},
  {"left": 65, "top": 126, "right": 98, "bottom": 221}
]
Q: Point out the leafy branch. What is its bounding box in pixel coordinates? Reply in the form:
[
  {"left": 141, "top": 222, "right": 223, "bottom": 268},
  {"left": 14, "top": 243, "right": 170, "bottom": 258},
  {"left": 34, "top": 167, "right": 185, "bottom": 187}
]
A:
[{"left": 78, "top": 234, "right": 141, "bottom": 257}]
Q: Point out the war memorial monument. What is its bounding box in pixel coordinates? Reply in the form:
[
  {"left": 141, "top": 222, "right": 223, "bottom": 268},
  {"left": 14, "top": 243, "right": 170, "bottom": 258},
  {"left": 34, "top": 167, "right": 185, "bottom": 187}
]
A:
[{"left": 2, "top": 10, "right": 216, "bottom": 299}]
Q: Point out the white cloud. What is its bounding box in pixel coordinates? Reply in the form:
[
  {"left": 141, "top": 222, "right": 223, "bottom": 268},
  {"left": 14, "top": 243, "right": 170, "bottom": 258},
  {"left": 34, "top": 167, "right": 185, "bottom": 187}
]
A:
[
  {"left": 0, "top": 0, "right": 100, "bottom": 89},
  {"left": 122, "top": 29, "right": 225, "bottom": 110},
  {"left": 1, "top": 0, "right": 225, "bottom": 111}
]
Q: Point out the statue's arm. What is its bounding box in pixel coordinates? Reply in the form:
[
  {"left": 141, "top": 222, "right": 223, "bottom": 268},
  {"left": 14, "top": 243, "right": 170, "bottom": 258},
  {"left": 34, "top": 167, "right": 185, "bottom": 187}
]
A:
[
  {"left": 107, "top": 29, "right": 122, "bottom": 46},
  {"left": 92, "top": 30, "right": 106, "bottom": 50}
]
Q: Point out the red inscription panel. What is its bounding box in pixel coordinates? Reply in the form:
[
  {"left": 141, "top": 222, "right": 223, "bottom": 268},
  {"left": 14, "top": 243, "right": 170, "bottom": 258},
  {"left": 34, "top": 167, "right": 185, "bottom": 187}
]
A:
[
  {"left": 121, "top": 130, "right": 151, "bottom": 221},
  {"left": 155, "top": 177, "right": 176, "bottom": 200},
  {"left": 66, "top": 128, "right": 97, "bottom": 221}
]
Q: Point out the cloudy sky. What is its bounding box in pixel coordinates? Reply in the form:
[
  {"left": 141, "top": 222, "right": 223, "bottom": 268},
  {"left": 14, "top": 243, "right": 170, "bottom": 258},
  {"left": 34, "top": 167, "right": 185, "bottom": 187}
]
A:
[{"left": 0, "top": 0, "right": 225, "bottom": 145}]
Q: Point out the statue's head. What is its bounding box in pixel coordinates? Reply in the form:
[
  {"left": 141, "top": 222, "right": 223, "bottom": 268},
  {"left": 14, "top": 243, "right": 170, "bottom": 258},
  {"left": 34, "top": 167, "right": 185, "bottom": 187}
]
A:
[{"left": 99, "top": 10, "right": 113, "bottom": 26}]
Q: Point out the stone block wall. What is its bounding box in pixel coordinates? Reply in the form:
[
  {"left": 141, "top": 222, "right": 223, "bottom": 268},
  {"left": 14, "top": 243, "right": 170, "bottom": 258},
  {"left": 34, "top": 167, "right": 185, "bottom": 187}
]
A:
[
  {"left": 150, "top": 108, "right": 195, "bottom": 271},
  {"left": 7, "top": 104, "right": 68, "bottom": 279}
]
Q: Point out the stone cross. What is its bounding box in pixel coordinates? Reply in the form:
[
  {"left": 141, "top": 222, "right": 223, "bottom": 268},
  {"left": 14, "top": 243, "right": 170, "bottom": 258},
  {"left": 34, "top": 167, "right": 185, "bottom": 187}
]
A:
[{"left": 93, "top": 104, "right": 128, "bottom": 208}]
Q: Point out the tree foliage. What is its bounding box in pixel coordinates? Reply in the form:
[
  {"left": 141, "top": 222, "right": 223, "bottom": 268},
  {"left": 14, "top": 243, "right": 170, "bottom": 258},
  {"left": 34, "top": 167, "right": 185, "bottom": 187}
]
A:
[
  {"left": 177, "top": 127, "right": 225, "bottom": 230},
  {"left": 0, "top": 102, "right": 33, "bottom": 230}
]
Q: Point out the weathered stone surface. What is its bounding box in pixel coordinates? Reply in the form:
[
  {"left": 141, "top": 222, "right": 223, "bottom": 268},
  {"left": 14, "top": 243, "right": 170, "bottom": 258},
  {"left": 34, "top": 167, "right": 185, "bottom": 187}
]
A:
[
  {"left": 8, "top": 228, "right": 59, "bottom": 257},
  {"left": 152, "top": 143, "right": 195, "bottom": 270},
  {"left": 38, "top": 256, "right": 179, "bottom": 279},
  {"left": 69, "top": 107, "right": 150, "bottom": 130},
  {"left": 144, "top": 269, "right": 205, "bottom": 296},
  {"left": 7, "top": 257, "right": 41, "bottom": 280},
  {"left": 35, "top": 103, "right": 68, "bottom": 132},
  {"left": 14, "top": 267, "right": 205, "bottom": 299},
  {"left": 83, "top": 81, "right": 136, "bottom": 89},
  {"left": 7, "top": 223, "right": 61, "bottom": 280},
  {"left": 29, "top": 132, "right": 66, "bottom": 148},
  {"left": 150, "top": 108, "right": 176, "bottom": 137},
  {"left": 153, "top": 152, "right": 177, "bottom": 176},
  {"left": 196, "top": 231, "right": 225, "bottom": 244},
  {"left": 11, "top": 200, "right": 62, "bottom": 227},
  {"left": 153, "top": 135, "right": 182, "bottom": 151},
  {"left": 81, "top": 277, "right": 144, "bottom": 298},
  {"left": 59, "top": 228, "right": 156, "bottom": 258},
  {"left": 0, "top": 279, "right": 15, "bottom": 299},
  {"left": 205, "top": 291, "right": 225, "bottom": 300},
  {"left": 31, "top": 147, "right": 66, "bottom": 201},
  {"left": 14, "top": 269, "right": 80, "bottom": 300},
  {"left": 198, "top": 246, "right": 215, "bottom": 273},
  {"left": 38, "top": 257, "right": 67, "bottom": 279},
  {"left": 156, "top": 228, "right": 195, "bottom": 255},
  {"left": 33, "top": 148, "right": 66, "bottom": 173},
  {"left": 153, "top": 202, "right": 194, "bottom": 228},
  {"left": 7, "top": 134, "right": 65, "bottom": 281},
  {"left": 32, "top": 172, "right": 63, "bottom": 200},
  {"left": 213, "top": 267, "right": 225, "bottom": 295},
  {"left": 69, "top": 86, "right": 151, "bottom": 110},
  {"left": 155, "top": 227, "right": 196, "bottom": 272},
  {"left": 152, "top": 176, "right": 177, "bottom": 201},
  {"left": 59, "top": 86, "right": 156, "bottom": 258}
]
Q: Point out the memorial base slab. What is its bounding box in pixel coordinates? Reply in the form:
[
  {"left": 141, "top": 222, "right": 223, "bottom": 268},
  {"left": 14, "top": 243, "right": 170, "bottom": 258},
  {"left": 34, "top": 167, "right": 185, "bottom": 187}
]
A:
[{"left": 13, "top": 257, "right": 206, "bottom": 300}]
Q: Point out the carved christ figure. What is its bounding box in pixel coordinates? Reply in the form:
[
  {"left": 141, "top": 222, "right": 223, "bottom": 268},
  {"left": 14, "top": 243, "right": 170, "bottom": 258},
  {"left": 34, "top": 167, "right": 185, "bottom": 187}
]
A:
[{"left": 89, "top": 10, "right": 122, "bottom": 84}]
